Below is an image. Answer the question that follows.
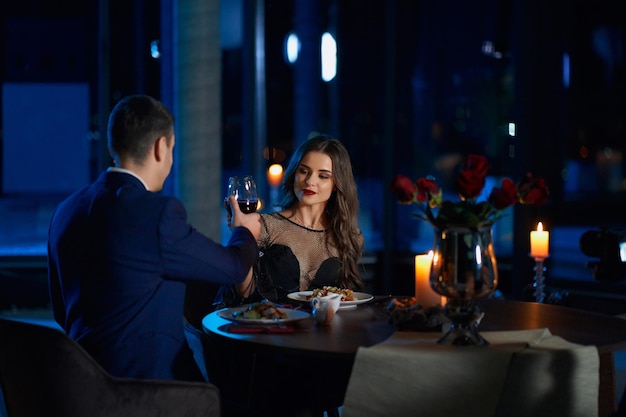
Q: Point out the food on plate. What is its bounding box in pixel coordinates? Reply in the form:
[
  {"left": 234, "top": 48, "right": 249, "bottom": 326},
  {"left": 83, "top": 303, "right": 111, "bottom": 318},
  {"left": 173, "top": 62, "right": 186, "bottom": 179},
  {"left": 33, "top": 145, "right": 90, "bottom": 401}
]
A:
[
  {"left": 310, "top": 286, "right": 355, "bottom": 301},
  {"left": 233, "top": 300, "right": 288, "bottom": 320}
]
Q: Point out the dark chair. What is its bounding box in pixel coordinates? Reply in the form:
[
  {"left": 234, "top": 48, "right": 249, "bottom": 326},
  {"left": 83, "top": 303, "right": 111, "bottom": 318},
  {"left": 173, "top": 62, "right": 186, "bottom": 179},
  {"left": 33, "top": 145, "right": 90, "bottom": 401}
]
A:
[
  {"left": 612, "top": 385, "right": 626, "bottom": 417},
  {"left": 0, "top": 317, "right": 221, "bottom": 417}
]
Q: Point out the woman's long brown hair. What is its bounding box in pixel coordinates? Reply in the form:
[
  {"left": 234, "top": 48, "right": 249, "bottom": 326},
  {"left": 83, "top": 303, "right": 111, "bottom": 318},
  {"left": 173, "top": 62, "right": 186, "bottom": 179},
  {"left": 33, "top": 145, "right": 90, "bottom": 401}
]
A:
[{"left": 279, "top": 135, "right": 364, "bottom": 290}]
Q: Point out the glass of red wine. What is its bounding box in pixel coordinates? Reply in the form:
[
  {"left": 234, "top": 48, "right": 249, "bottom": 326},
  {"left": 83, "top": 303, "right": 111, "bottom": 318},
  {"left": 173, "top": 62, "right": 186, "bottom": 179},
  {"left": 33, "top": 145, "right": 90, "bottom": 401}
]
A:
[{"left": 224, "top": 175, "right": 259, "bottom": 217}]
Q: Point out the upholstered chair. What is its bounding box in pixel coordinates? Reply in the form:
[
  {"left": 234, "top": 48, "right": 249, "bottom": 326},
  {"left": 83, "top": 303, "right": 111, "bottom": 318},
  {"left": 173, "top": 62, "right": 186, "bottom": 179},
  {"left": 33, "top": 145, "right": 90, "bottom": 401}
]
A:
[{"left": 0, "top": 317, "right": 221, "bottom": 417}]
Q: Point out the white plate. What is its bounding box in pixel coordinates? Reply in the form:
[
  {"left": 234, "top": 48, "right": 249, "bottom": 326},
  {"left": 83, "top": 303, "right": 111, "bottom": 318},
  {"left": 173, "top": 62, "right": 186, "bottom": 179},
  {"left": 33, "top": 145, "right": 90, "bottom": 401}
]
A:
[
  {"left": 287, "top": 291, "right": 374, "bottom": 309},
  {"left": 217, "top": 306, "right": 310, "bottom": 324}
]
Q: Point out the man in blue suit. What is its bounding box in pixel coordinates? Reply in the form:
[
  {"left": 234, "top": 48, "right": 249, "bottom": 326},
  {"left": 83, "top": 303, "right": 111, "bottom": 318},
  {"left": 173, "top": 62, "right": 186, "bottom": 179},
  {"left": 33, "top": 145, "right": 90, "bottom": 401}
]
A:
[{"left": 48, "top": 94, "right": 260, "bottom": 381}]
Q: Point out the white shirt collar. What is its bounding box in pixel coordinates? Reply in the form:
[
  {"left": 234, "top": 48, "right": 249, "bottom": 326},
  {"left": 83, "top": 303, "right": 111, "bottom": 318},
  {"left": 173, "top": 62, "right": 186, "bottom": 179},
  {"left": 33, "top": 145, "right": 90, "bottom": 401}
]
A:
[{"left": 107, "top": 167, "right": 150, "bottom": 191}]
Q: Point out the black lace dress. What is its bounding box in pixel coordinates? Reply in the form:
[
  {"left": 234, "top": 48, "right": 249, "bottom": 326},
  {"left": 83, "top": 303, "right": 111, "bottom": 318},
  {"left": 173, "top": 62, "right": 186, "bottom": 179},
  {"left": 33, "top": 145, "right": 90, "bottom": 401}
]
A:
[{"left": 215, "top": 212, "right": 344, "bottom": 307}]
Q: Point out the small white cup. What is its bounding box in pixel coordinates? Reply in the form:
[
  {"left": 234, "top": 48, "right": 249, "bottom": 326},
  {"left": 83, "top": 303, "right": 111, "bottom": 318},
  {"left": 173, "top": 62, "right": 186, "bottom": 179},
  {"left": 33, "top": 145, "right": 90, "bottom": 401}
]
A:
[
  {"left": 322, "top": 293, "right": 342, "bottom": 312},
  {"left": 310, "top": 293, "right": 341, "bottom": 313}
]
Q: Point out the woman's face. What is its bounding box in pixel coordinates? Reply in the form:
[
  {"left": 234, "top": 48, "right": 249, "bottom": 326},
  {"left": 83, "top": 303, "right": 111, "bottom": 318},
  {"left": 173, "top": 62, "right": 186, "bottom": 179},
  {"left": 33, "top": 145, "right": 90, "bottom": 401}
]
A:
[{"left": 293, "top": 151, "right": 335, "bottom": 207}]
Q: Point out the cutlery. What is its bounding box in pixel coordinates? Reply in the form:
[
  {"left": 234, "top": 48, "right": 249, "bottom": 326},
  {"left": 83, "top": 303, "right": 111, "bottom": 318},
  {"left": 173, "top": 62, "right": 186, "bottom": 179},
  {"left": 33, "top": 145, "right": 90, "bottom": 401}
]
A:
[{"left": 226, "top": 324, "right": 294, "bottom": 334}]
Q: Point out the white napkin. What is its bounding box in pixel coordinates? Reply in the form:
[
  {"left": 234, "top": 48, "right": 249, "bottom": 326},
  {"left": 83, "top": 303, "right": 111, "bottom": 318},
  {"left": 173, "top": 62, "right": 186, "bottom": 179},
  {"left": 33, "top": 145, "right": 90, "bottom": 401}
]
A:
[{"left": 342, "top": 329, "right": 599, "bottom": 417}]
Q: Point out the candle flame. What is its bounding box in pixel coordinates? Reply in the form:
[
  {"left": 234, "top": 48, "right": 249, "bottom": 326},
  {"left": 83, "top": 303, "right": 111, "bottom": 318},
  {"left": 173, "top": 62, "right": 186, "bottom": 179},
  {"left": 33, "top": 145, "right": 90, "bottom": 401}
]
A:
[
  {"left": 268, "top": 164, "right": 283, "bottom": 177},
  {"left": 537, "top": 222, "right": 543, "bottom": 232},
  {"left": 267, "top": 164, "right": 284, "bottom": 186}
]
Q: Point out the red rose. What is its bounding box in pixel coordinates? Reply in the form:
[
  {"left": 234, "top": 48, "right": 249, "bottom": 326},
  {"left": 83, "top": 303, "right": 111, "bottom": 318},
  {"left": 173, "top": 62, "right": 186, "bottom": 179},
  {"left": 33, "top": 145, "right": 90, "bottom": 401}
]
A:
[
  {"left": 488, "top": 178, "right": 517, "bottom": 210},
  {"left": 416, "top": 177, "right": 439, "bottom": 202},
  {"left": 517, "top": 173, "right": 549, "bottom": 206},
  {"left": 390, "top": 174, "right": 416, "bottom": 203},
  {"left": 462, "top": 154, "right": 489, "bottom": 179},
  {"left": 455, "top": 169, "right": 485, "bottom": 199}
]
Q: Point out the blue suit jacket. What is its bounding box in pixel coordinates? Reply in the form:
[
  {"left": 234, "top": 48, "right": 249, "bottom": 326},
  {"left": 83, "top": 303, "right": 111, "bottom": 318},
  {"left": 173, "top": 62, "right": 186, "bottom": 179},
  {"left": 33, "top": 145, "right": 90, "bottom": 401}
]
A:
[{"left": 48, "top": 171, "right": 257, "bottom": 380}]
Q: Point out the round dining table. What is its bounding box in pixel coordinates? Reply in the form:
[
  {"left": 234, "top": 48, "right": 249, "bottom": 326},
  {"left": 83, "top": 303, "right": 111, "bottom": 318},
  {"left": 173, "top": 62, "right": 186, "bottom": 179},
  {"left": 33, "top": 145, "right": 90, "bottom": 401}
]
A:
[{"left": 201, "top": 297, "right": 626, "bottom": 417}]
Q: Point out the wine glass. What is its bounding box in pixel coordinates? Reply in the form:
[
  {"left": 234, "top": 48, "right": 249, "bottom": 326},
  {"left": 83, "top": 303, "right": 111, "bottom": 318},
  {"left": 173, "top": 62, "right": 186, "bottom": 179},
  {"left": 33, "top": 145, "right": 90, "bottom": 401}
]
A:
[{"left": 224, "top": 175, "right": 259, "bottom": 217}]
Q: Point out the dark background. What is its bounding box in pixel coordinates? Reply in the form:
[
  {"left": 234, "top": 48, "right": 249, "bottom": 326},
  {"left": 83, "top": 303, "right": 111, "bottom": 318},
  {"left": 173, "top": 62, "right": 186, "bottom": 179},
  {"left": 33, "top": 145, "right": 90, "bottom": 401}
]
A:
[{"left": 1, "top": 0, "right": 626, "bottom": 314}]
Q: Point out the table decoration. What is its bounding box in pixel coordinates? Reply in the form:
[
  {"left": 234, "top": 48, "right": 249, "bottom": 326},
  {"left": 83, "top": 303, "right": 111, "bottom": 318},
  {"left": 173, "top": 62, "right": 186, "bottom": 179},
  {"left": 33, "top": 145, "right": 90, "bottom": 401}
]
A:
[
  {"left": 414, "top": 251, "right": 443, "bottom": 308},
  {"left": 530, "top": 222, "right": 549, "bottom": 303},
  {"left": 391, "top": 154, "right": 549, "bottom": 346},
  {"left": 385, "top": 296, "right": 449, "bottom": 331}
]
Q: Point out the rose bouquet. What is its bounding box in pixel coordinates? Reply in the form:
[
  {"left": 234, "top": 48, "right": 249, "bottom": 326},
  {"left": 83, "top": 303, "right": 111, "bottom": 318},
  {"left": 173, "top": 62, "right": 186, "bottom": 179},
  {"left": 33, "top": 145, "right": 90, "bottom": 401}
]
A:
[{"left": 390, "top": 154, "right": 549, "bottom": 230}]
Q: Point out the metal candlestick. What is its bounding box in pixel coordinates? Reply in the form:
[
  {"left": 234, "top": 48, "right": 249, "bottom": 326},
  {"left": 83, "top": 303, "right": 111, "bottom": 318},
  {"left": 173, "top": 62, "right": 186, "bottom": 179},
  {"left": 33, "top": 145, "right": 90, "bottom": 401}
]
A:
[{"left": 532, "top": 256, "right": 547, "bottom": 303}]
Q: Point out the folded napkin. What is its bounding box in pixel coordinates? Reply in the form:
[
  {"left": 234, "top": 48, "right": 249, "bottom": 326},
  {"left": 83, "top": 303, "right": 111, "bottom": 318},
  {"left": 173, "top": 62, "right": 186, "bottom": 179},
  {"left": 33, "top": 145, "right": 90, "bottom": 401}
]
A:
[
  {"left": 342, "top": 329, "right": 599, "bottom": 417},
  {"left": 225, "top": 324, "right": 294, "bottom": 334}
]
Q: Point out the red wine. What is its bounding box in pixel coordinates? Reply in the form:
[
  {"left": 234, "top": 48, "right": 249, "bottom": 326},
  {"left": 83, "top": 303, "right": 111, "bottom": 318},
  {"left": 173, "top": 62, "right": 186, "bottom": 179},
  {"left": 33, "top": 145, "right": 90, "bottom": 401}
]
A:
[{"left": 224, "top": 198, "right": 258, "bottom": 216}]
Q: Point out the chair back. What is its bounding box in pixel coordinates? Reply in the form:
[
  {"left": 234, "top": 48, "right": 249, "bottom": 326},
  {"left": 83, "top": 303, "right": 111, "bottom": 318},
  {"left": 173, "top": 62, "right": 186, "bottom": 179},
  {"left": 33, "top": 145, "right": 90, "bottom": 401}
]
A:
[{"left": 0, "top": 317, "right": 221, "bottom": 417}]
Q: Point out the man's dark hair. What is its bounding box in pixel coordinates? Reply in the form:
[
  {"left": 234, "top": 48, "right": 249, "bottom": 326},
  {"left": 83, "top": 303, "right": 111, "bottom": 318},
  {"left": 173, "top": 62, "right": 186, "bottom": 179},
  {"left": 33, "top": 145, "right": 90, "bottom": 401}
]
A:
[{"left": 107, "top": 95, "right": 174, "bottom": 163}]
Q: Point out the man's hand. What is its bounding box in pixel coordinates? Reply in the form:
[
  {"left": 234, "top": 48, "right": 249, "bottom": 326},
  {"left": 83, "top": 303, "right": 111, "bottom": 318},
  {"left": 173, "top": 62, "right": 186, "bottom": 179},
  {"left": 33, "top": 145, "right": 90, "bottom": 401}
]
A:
[{"left": 228, "top": 196, "right": 261, "bottom": 239}]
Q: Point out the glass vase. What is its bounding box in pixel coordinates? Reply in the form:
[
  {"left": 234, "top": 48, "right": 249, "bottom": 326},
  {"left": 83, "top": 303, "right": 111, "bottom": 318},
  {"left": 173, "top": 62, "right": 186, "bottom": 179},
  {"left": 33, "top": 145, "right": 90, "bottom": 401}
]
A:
[{"left": 430, "top": 226, "right": 498, "bottom": 346}]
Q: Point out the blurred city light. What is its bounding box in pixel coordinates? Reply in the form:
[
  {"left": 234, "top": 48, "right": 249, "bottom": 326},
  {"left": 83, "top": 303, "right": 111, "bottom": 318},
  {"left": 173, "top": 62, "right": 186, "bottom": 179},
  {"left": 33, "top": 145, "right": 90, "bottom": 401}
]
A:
[
  {"left": 562, "top": 53, "right": 570, "bottom": 88},
  {"left": 150, "top": 40, "right": 160, "bottom": 59},
  {"left": 285, "top": 32, "right": 300, "bottom": 64},
  {"left": 321, "top": 32, "right": 337, "bottom": 82}
]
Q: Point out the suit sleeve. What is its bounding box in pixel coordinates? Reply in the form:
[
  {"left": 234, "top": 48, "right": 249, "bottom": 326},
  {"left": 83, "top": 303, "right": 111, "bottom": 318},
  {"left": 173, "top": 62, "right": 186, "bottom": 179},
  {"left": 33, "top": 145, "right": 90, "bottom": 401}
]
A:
[
  {"left": 47, "top": 245, "right": 67, "bottom": 328},
  {"left": 157, "top": 198, "right": 258, "bottom": 285}
]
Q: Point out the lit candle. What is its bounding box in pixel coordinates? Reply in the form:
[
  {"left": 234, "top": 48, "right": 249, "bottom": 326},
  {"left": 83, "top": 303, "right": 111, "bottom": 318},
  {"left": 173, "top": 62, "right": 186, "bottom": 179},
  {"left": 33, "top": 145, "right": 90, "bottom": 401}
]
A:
[
  {"left": 530, "top": 222, "right": 550, "bottom": 259},
  {"left": 267, "top": 164, "right": 284, "bottom": 212},
  {"left": 267, "top": 164, "right": 284, "bottom": 187},
  {"left": 414, "top": 251, "right": 442, "bottom": 308}
]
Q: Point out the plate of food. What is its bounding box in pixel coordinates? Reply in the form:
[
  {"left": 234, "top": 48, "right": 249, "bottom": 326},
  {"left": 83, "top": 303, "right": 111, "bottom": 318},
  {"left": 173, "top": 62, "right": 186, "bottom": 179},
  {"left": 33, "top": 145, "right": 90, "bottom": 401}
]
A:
[
  {"left": 217, "top": 300, "right": 310, "bottom": 324},
  {"left": 287, "top": 286, "right": 374, "bottom": 309}
]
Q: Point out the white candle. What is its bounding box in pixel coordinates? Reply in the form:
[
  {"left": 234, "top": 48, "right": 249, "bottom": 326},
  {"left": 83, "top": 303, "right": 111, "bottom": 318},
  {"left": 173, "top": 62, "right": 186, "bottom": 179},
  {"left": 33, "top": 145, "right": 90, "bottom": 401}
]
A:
[
  {"left": 530, "top": 222, "right": 550, "bottom": 259},
  {"left": 414, "top": 251, "right": 442, "bottom": 308}
]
